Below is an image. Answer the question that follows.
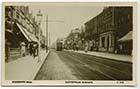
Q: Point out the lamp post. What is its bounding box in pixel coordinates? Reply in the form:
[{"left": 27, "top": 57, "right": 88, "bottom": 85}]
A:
[{"left": 36, "top": 10, "right": 43, "bottom": 62}]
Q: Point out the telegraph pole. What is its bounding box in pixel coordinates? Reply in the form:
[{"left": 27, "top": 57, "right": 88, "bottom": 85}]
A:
[
  {"left": 46, "top": 15, "right": 48, "bottom": 52},
  {"left": 38, "top": 23, "right": 41, "bottom": 62},
  {"left": 43, "top": 15, "right": 64, "bottom": 51}
]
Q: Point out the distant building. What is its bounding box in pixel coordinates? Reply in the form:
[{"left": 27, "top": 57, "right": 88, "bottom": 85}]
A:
[
  {"left": 85, "top": 16, "right": 98, "bottom": 51},
  {"left": 65, "top": 28, "right": 83, "bottom": 50}
]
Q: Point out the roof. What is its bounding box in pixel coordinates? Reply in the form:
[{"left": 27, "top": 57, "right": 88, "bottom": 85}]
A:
[{"left": 118, "top": 31, "right": 132, "bottom": 42}]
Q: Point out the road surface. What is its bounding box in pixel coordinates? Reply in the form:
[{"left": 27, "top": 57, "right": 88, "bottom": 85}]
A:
[{"left": 35, "top": 50, "right": 132, "bottom": 80}]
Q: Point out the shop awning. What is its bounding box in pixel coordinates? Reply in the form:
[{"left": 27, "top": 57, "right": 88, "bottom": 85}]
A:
[
  {"left": 30, "top": 34, "right": 38, "bottom": 42},
  {"left": 21, "top": 26, "right": 38, "bottom": 42},
  {"left": 16, "top": 23, "right": 38, "bottom": 42},
  {"left": 118, "top": 31, "right": 132, "bottom": 42},
  {"left": 16, "top": 23, "right": 31, "bottom": 42}
]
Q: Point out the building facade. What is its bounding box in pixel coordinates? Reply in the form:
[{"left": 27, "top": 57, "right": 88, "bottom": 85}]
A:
[
  {"left": 5, "top": 6, "right": 46, "bottom": 61},
  {"left": 114, "top": 7, "right": 133, "bottom": 54},
  {"left": 5, "top": 6, "right": 45, "bottom": 48},
  {"left": 85, "top": 16, "right": 98, "bottom": 51},
  {"left": 98, "top": 7, "right": 115, "bottom": 52},
  {"left": 84, "top": 7, "right": 132, "bottom": 54}
]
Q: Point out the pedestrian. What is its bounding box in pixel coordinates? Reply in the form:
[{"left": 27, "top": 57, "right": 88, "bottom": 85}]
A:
[
  {"left": 76, "top": 44, "right": 79, "bottom": 51},
  {"left": 32, "top": 43, "right": 37, "bottom": 58},
  {"left": 90, "top": 45, "right": 93, "bottom": 51},
  {"left": 36, "top": 43, "right": 39, "bottom": 56},
  {"left": 26, "top": 43, "right": 30, "bottom": 55},
  {"left": 33, "top": 42, "right": 38, "bottom": 56},
  {"left": 29, "top": 42, "right": 33, "bottom": 56},
  {"left": 73, "top": 43, "right": 76, "bottom": 51},
  {"left": 85, "top": 44, "right": 88, "bottom": 53},
  {"left": 20, "top": 42, "right": 26, "bottom": 57}
]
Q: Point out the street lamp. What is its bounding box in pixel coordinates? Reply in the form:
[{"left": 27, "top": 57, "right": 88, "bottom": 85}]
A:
[
  {"left": 36, "top": 10, "right": 43, "bottom": 62},
  {"left": 37, "top": 10, "right": 43, "bottom": 25}
]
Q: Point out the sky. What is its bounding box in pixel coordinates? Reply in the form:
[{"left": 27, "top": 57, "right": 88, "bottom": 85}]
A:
[{"left": 29, "top": 5, "right": 104, "bottom": 45}]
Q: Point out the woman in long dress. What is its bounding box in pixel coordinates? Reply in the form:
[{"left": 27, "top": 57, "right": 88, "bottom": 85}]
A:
[{"left": 20, "top": 42, "right": 26, "bottom": 57}]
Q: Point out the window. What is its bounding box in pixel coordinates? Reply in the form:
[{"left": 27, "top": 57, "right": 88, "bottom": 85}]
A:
[
  {"left": 102, "top": 37, "right": 105, "bottom": 47},
  {"left": 128, "top": 14, "right": 130, "bottom": 19},
  {"left": 118, "top": 19, "right": 121, "bottom": 24}
]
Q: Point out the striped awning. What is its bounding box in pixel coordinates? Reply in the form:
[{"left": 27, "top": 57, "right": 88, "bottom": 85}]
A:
[
  {"left": 16, "top": 23, "right": 31, "bottom": 42},
  {"left": 16, "top": 23, "right": 38, "bottom": 42}
]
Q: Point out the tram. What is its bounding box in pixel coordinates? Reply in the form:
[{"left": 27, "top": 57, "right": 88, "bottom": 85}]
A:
[{"left": 56, "top": 41, "right": 63, "bottom": 51}]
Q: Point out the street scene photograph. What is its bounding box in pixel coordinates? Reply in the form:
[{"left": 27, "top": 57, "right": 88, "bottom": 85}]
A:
[{"left": 2, "top": 2, "right": 135, "bottom": 85}]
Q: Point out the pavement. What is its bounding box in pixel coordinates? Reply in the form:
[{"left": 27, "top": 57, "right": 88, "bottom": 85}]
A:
[
  {"left": 5, "top": 50, "right": 50, "bottom": 80},
  {"left": 66, "top": 50, "right": 132, "bottom": 63}
]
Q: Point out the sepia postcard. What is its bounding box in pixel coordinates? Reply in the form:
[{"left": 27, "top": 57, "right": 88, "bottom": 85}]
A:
[{"left": 1, "top": 2, "right": 137, "bottom": 86}]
